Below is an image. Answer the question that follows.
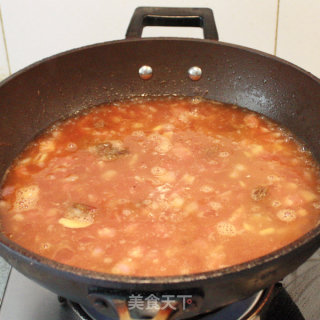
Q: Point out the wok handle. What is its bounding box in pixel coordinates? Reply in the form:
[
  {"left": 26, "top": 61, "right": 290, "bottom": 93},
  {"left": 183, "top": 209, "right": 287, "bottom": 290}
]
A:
[{"left": 126, "top": 7, "right": 219, "bottom": 40}]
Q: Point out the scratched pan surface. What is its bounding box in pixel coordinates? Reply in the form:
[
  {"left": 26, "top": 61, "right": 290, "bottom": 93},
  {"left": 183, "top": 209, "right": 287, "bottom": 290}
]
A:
[{"left": 0, "top": 7, "right": 319, "bottom": 320}]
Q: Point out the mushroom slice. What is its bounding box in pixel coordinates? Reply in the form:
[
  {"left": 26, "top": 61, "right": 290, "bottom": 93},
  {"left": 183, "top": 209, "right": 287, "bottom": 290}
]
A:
[
  {"left": 251, "top": 186, "right": 268, "bottom": 201},
  {"left": 90, "top": 141, "right": 129, "bottom": 161},
  {"left": 59, "top": 203, "right": 96, "bottom": 228}
]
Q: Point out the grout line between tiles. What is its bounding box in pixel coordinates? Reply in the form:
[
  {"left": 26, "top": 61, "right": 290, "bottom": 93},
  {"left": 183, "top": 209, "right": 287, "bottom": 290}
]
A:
[
  {"left": 274, "top": 0, "right": 280, "bottom": 56},
  {"left": 0, "top": 5, "right": 12, "bottom": 75},
  {"left": 0, "top": 267, "right": 12, "bottom": 309}
]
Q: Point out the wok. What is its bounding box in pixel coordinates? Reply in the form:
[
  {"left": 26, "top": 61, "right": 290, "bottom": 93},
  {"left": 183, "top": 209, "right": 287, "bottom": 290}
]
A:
[{"left": 0, "top": 7, "right": 320, "bottom": 319}]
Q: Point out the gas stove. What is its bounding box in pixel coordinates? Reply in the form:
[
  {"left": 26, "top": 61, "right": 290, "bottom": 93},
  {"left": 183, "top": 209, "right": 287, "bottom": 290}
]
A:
[{"left": 0, "top": 249, "right": 319, "bottom": 320}]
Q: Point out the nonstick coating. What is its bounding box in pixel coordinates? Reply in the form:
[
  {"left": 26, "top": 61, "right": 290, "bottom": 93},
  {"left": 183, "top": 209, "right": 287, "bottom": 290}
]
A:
[{"left": 0, "top": 38, "right": 320, "bottom": 318}]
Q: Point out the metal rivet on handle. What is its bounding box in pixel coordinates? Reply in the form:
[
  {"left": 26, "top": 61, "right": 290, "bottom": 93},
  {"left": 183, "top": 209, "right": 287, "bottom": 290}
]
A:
[
  {"left": 188, "top": 66, "right": 202, "bottom": 81},
  {"left": 139, "top": 65, "right": 153, "bottom": 80}
]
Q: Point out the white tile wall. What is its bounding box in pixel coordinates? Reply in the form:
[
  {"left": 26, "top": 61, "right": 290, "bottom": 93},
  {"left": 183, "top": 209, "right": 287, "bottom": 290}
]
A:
[
  {"left": 0, "top": 0, "right": 277, "bottom": 73},
  {"left": 0, "top": 7, "right": 10, "bottom": 80},
  {"left": 0, "top": 1, "right": 319, "bottom": 79},
  {"left": 277, "top": 0, "right": 320, "bottom": 78}
]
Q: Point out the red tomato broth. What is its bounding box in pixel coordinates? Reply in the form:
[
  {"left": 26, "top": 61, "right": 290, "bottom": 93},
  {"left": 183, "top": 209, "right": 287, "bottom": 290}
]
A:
[{"left": 0, "top": 96, "right": 320, "bottom": 277}]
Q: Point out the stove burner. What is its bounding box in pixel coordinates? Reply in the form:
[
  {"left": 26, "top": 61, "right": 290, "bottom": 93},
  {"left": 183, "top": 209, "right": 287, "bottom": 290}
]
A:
[
  {"left": 67, "top": 300, "right": 96, "bottom": 320},
  {"left": 64, "top": 299, "right": 115, "bottom": 320},
  {"left": 61, "top": 286, "right": 274, "bottom": 320}
]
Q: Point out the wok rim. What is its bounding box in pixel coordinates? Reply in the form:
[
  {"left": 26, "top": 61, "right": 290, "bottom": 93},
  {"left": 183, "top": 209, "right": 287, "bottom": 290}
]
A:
[{"left": 0, "top": 37, "right": 320, "bottom": 286}]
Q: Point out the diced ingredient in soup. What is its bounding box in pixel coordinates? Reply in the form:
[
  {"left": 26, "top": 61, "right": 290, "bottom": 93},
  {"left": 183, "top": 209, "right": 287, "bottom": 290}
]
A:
[
  {"left": 0, "top": 97, "right": 320, "bottom": 277},
  {"left": 58, "top": 203, "right": 96, "bottom": 229},
  {"left": 14, "top": 185, "right": 39, "bottom": 212}
]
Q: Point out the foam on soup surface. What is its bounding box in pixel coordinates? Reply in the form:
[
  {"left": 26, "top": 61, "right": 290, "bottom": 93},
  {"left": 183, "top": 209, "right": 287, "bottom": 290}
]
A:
[{"left": 0, "top": 97, "right": 320, "bottom": 276}]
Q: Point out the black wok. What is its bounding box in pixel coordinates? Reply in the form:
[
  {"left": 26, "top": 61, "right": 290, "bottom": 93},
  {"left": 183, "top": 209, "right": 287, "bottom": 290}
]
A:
[{"left": 0, "top": 7, "right": 319, "bottom": 320}]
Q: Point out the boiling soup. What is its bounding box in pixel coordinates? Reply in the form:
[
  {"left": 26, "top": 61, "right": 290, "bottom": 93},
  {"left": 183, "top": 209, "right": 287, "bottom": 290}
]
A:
[{"left": 0, "top": 97, "right": 319, "bottom": 276}]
